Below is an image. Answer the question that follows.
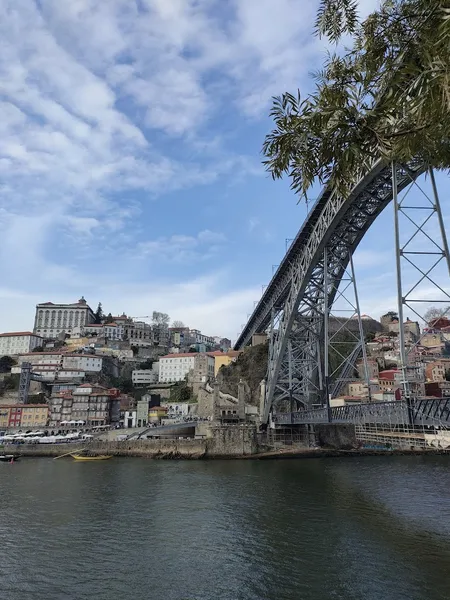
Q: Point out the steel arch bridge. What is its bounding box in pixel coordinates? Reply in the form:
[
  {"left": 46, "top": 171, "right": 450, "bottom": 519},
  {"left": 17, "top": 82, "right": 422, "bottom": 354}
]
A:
[{"left": 234, "top": 157, "right": 448, "bottom": 423}]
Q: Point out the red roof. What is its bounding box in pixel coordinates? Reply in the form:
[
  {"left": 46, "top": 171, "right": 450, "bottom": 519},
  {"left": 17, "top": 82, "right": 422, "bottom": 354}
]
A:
[
  {"left": 0, "top": 331, "right": 41, "bottom": 337},
  {"left": 379, "top": 369, "right": 399, "bottom": 381}
]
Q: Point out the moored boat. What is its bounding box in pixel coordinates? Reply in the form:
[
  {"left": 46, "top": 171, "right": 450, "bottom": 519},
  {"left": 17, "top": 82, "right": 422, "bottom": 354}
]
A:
[
  {"left": 0, "top": 454, "right": 20, "bottom": 462},
  {"left": 70, "top": 453, "right": 112, "bottom": 461}
]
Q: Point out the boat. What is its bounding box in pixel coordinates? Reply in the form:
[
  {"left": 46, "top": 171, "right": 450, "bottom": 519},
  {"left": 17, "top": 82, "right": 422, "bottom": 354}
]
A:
[
  {"left": 0, "top": 454, "right": 20, "bottom": 462},
  {"left": 70, "top": 453, "right": 112, "bottom": 461}
]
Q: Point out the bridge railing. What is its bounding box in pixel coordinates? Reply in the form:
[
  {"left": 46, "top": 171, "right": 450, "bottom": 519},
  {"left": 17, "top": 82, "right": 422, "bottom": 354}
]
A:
[{"left": 273, "top": 398, "right": 450, "bottom": 427}]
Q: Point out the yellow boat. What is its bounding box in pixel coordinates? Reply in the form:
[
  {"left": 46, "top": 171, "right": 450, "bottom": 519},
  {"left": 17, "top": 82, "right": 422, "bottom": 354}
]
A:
[{"left": 70, "top": 453, "right": 113, "bottom": 461}]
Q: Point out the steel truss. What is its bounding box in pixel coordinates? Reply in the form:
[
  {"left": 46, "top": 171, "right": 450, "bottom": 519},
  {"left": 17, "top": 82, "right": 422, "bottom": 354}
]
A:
[
  {"left": 262, "top": 162, "right": 432, "bottom": 422},
  {"left": 392, "top": 165, "right": 450, "bottom": 399},
  {"left": 236, "top": 160, "right": 440, "bottom": 423},
  {"left": 274, "top": 397, "right": 450, "bottom": 428}
]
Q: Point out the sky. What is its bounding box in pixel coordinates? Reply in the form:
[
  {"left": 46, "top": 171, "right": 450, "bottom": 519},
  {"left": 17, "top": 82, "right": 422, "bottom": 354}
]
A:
[{"left": 0, "top": 0, "right": 449, "bottom": 342}]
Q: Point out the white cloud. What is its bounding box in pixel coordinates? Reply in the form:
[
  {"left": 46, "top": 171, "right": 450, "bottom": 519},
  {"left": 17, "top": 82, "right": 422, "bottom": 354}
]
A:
[
  {"left": 0, "top": 0, "right": 366, "bottom": 341},
  {"left": 137, "top": 230, "right": 226, "bottom": 263}
]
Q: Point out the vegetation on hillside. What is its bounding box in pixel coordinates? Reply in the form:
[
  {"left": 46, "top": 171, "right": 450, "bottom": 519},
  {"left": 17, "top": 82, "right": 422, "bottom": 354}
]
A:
[{"left": 216, "top": 344, "right": 269, "bottom": 406}]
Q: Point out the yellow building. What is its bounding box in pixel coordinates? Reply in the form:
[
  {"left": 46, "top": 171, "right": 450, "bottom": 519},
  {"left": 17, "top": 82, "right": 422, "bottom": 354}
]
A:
[
  {"left": 0, "top": 407, "right": 11, "bottom": 428},
  {"left": 20, "top": 404, "right": 49, "bottom": 427},
  {"left": 213, "top": 351, "right": 241, "bottom": 376},
  {"left": 148, "top": 406, "right": 168, "bottom": 423},
  {"left": 0, "top": 404, "right": 48, "bottom": 429}
]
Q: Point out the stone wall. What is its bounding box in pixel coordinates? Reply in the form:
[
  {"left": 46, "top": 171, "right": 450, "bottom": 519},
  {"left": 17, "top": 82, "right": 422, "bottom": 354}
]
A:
[
  {"left": 206, "top": 425, "right": 259, "bottom": 456},
  {"left": 314, "top": 423, "right": 357, "bottom": 449},
  {"left": 3, "top": 425, "right": 261, "bottom": 458}
]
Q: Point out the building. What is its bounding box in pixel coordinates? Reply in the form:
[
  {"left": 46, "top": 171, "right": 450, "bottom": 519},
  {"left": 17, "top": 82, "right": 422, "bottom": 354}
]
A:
[
  {"left": 159, "top": 352, "right": 215, "bottom": 384},
  {"left": 191, "top": 354, "right": 215, "bottom": 383},
  {"left": 159, "top": 353, "right": 196, "bottom": 383},
  {"left": 125, "top": 320, "right": 154, "bottom": 347},
  {"left": 347, "top": 381, "right": 367, "bottom": 397},
  {"left": 425, "top": 360, "right": 448, "bottom": 383},
  {"left": 378, "top": 369, "right": 402, "bottom": 391},
  {"left": 14, "top": 352, "right": 102, "bottom": 382},
  {"left": 356, "top": 359, "right": 379, "bottom": 380},
  {"left": 136, "top": 399, "right": 149, "bottom": 427},
  {"left": 169, "top": 327, "right": 192, "bottom": 347},
  {"left": 33, "top": 297, "right": 95, "bottom": 338},
  {"left": 132, "top": 369, "right": 159, "bottom": 386},
  {"left": 425, "top": 381, "right": 450, "bottom": 397},
  {"left": 0, "top": 407, "right": 10, "bottom": 429},
  {"left": 421, "top": 332, "right": 443, "bottom": 348},
  {"left": 388, "top": 318, "right": 420, "bottom": 340},
  {"left": 212, "top": 350, "right": 241, "bottom": 376},
  {"left": 123, "top": 409, "right": 137, "bottom": 428},
  {"left": 62, "top": 354, "right": 102, "bottom": 372},
  {"left": 161, "top": 402, "right": 194, "bottom": 418},
  {"left": 189, "top": 329, "right": 215, "bottom": 347},
  {"left": 48, "top": 384, "right": 119, "bottom": 426},
  {"left": 148, "top": 406, "right": 168, "bottom": 423},
  {"left": 103, "top": 323, "right": 124, "bottom": 340},
  {"left": 0, "top": 332, "right": 44, "bottom": 356},
  {"left": 1, "top": 404, "right": 49, "bottom": 429}
]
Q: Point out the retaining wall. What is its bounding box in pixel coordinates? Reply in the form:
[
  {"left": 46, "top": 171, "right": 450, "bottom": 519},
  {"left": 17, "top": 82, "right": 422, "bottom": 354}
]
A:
[
  {"left": 314, "top": 423, "right": 358, "bottom": 449},
  {"left": 2, "top": 425, "right": 260, "bottom": 458}
]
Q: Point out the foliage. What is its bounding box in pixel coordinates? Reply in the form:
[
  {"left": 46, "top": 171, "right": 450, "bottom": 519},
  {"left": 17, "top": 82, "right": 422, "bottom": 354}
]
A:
[
  {"left": 263, "top": 0, "right": 450, "bottom": 200},
  {"left": 1, "top": 374, "right": 19, "bottom": 391},
  {"left": 94, "top": 302, "right": 103, "bottom": 324},
  {"left": 152, "top": 311, "right": 170, "bottom": 326},
  {"left": 0, "top": 355, "right": 16, "bottom": 373},
  {"left": 365, "top": 331, "right": 376, "bottom": 342},
  {"left": 111, "top": 376, "right": 134, "bottom": 394},
  {"left": 104, "top": 313, "right": 114, "bottom": 324},
  {"left": 138, "top": 360, "right": 154, "bottom": 370},
  {"left": 32, "top": 346, "right": 44, "bottom": 352},
  {"left": 216, "top": 343, "right": 268, "bottom": 406},
  {"left": 424, "top": 305, "right": 450, "bottom": 325},
  {"left": 171, "top": 320, "right": 185, "bottom": 328},
  {"left": 170, "top": 381, "right": 193, "bottom": 403}
]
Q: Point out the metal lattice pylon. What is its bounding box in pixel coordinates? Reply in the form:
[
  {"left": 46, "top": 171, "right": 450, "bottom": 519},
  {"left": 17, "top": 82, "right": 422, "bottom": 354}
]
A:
[{"left": 392, "top": 165, "right": 450, "bottom": 400}]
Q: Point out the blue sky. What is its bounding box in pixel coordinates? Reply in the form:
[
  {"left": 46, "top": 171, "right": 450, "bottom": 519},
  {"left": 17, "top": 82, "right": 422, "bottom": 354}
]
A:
[{"left": 1, "top": 0, "right": 448, "bottom": 341}]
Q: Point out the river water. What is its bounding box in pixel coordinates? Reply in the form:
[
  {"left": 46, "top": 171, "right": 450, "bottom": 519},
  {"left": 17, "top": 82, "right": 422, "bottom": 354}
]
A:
[{"left": 0, "top": 456, "right": 449, "bottom": 600}]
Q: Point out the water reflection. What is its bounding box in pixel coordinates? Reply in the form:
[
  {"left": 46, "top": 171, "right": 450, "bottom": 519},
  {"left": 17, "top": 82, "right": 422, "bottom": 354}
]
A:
[{"left": 0, "top": 456, "right": 448, "bottom": 600}]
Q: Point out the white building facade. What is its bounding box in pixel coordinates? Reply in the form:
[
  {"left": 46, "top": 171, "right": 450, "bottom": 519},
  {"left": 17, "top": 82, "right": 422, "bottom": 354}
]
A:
[
  {"left": 159, "top": 354, "right": 196, "bottom": 383},
  {"left": 62, "top": 355, "right": 102, "bottom": 372},
  {"left": 132, "top": 369, "right": 159, "bottom": 385},
  {"left": 0, "top": 332, "right": 44, "bottom": 356},
  {"left": 33, "top": 297, "right": 95, "bottom": 338}
]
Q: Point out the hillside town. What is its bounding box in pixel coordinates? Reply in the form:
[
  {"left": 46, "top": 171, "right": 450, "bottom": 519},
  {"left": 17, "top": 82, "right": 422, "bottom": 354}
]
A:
[{"left": 0, "top": 297, "right": 450, "bottom": 433}]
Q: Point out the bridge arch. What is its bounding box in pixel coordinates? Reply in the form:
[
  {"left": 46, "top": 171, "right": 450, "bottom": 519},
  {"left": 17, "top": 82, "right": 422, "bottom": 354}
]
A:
[{"left": 235, "top": 158, "right": 430, "bottom": 421}]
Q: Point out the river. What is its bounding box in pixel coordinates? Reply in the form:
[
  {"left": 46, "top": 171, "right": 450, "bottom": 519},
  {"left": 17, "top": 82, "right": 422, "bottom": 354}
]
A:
[{"left": 0, "top": 456, "right": 449, "bottom": 600}]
